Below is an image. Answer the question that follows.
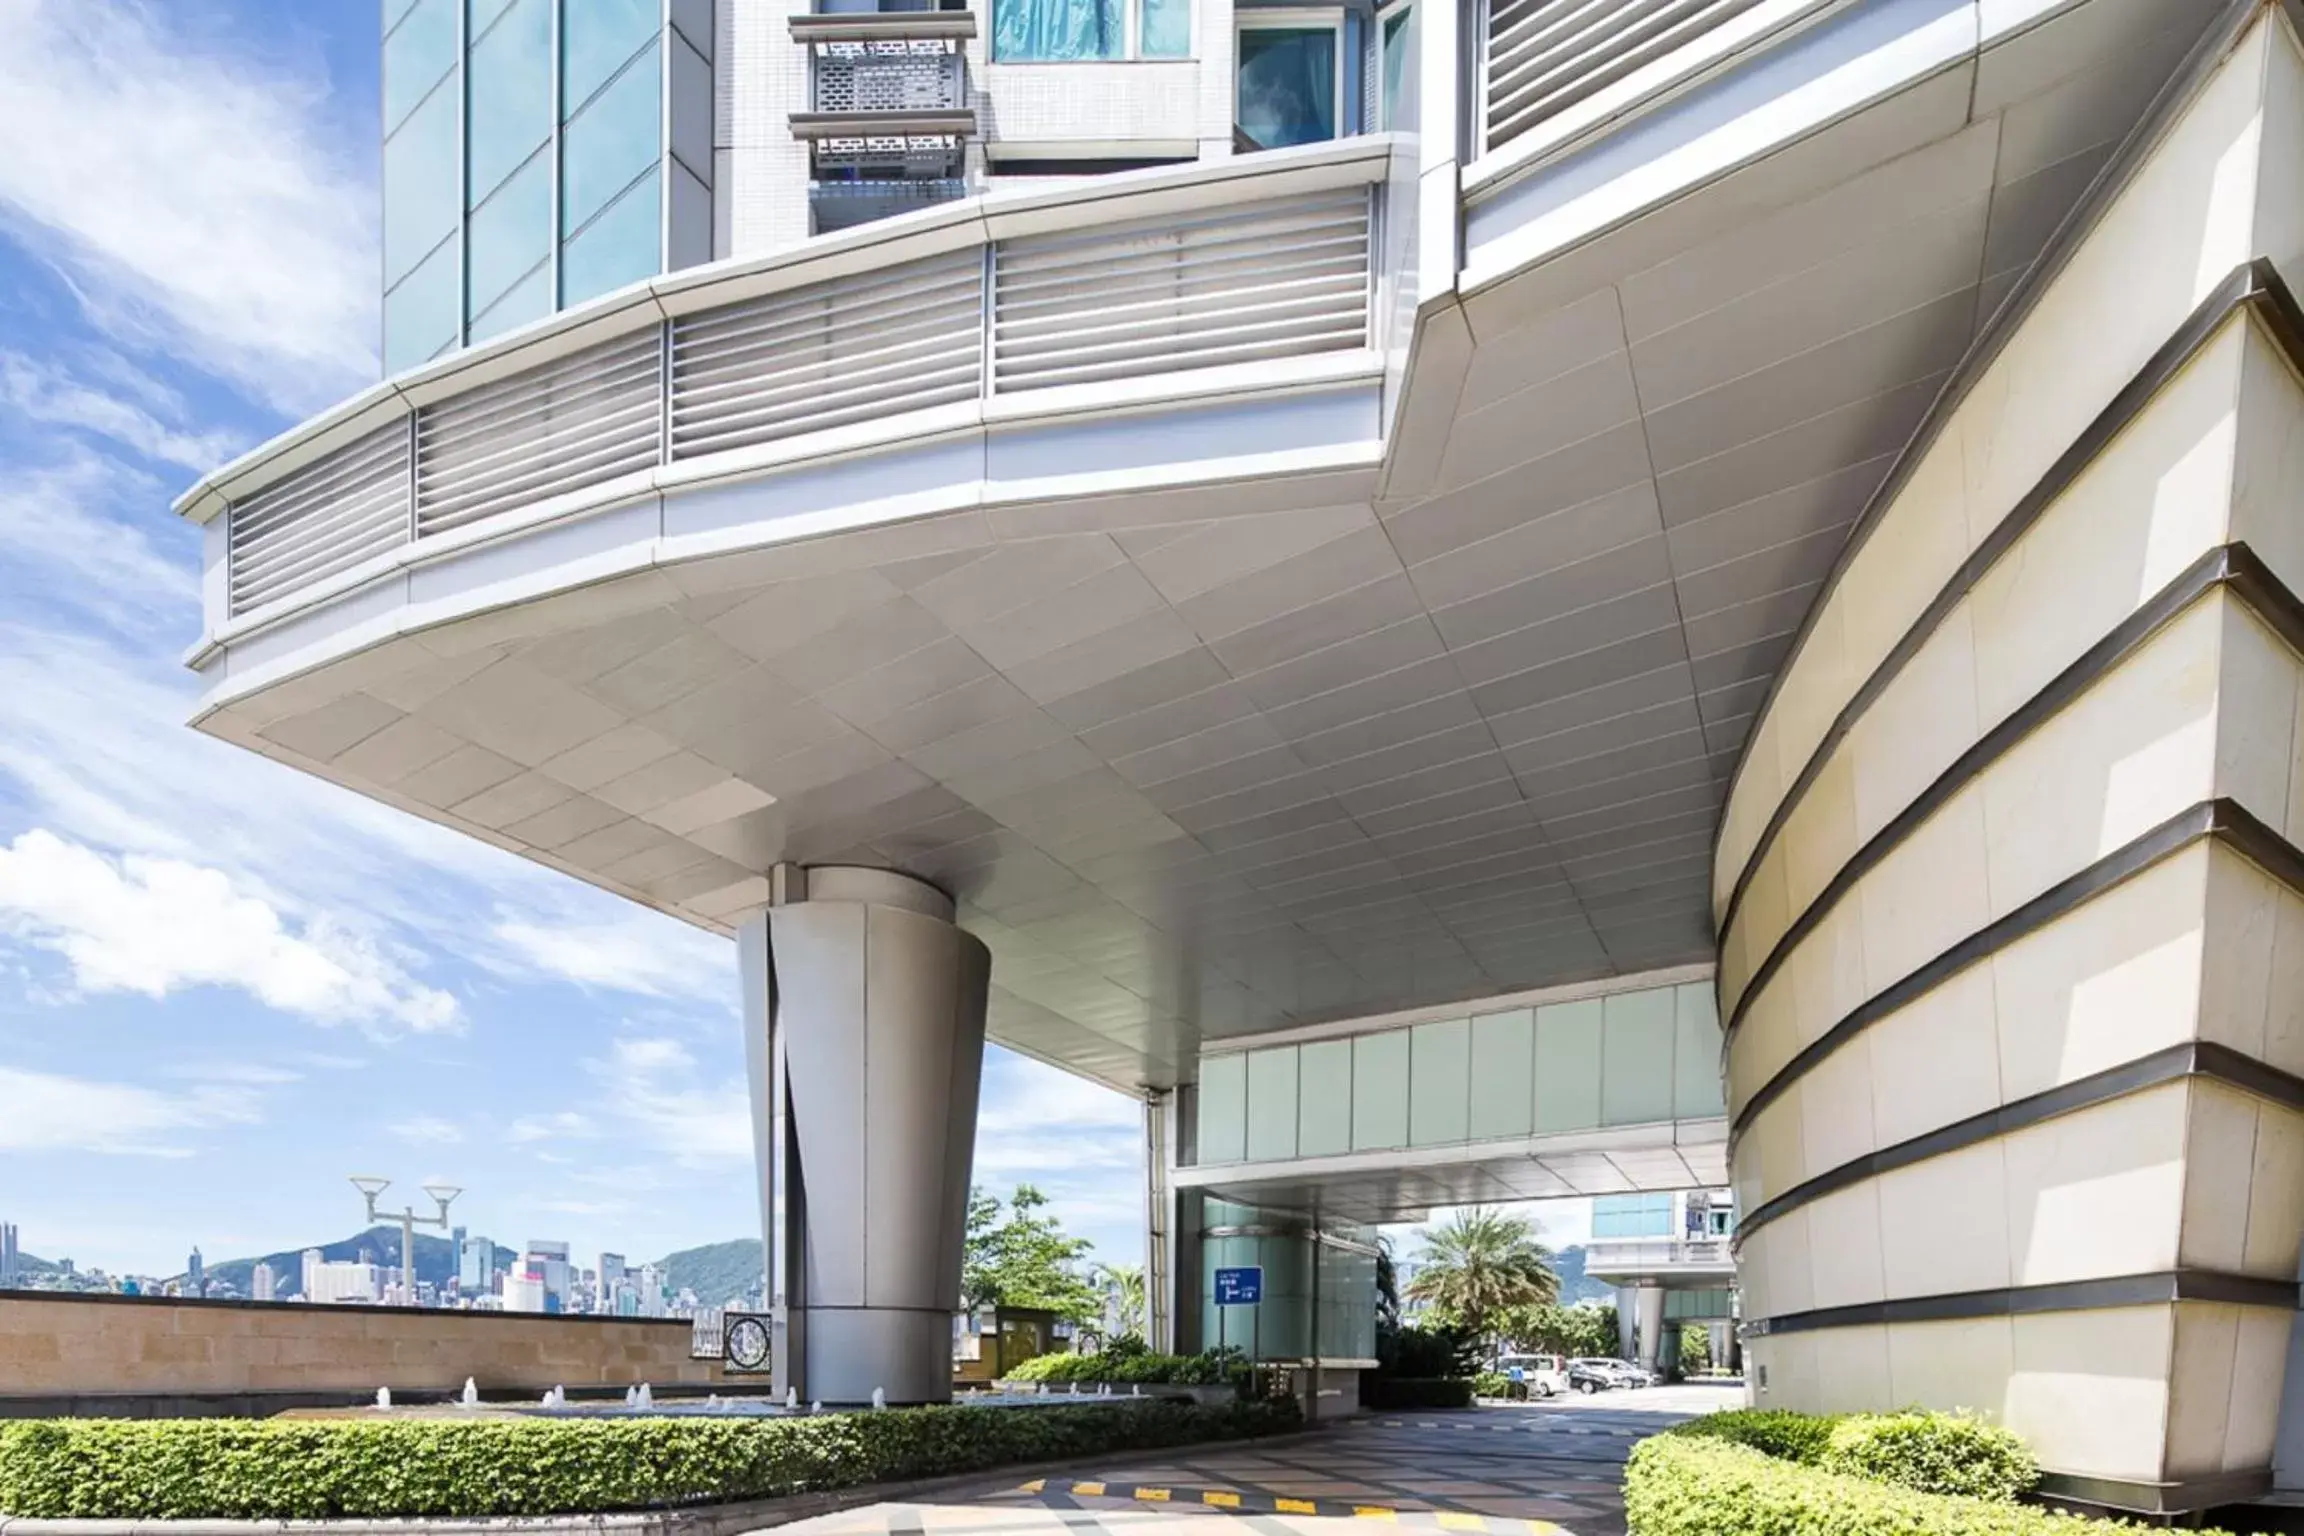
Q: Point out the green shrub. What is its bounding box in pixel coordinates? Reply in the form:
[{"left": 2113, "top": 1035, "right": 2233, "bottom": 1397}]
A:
[
  {"left": 1364, "top": 1377, "right": 1474, "bottom": 1410},
  {"left": 0, "top": 1398, "right": 1300, "bottom": 1520},
  {"left": 1004, "top": 1347, "right": 1242, "bottom": 1386},
  {"left": 1471, "top": 1371, "right": 1510, "bottom": 1398},
  {"left": 1671, "top": 1407, "right": 1843, "bottom": 1464},
  {"left": 1820, "top": 1411, "right": 2037, "bottom": 1502},
  {"left": 1377, "top": 1324, "right": 1480, "bottom": 1379},
  {"left": 1625, "top": 1435, "right": 2219, "bottom": 1536}
]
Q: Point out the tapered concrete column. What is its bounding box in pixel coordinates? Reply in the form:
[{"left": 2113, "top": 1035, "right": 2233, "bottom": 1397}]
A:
[{"left": 738, "top": 865, "right": 989, "bottom": 1405}]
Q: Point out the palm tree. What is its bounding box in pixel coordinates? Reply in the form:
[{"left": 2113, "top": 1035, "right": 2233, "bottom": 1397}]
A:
[
  {"left": 1097, "top": 1262, "right": 1148, "bottom": 1338},
  {"left": 1404, "top": 1208, "right": 1558, "bottom": 1346}
]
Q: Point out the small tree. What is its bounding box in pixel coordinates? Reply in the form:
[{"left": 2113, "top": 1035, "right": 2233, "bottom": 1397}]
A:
[
  {"left": 1498, "top": 1300, "right": 1618, "bottom": 1358},
  {"left": 960, "top": 1184, "right": 1102, "bottom": 1323},
  {"left": 1097, "top": 1261, "right": 1147, "bottom": 1336},
  {"left": 1678, "top": 1325, "right": 1710, "bottom": 1377}
]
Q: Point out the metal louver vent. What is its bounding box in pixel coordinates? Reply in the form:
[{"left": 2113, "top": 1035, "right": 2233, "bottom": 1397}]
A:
[
  {"left": 669, "top": 249, "right": 984, "bottom": 458},
  {"left": 414, "top": 330, "right": 663, "bottom": 537},
  {"left": 228, "top": 420, "right": 411, "bottom": 618},
  {"left": 992, "top": 189, "right": 1372, "bottom": 394},
  {"left": 1485, "top": 0, "right": 1768, "bottom": 154}
]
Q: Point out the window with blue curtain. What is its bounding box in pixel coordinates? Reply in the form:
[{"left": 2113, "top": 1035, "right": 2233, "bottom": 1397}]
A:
[
  {"left": 1139, "top": 0, "right": 1189, "bottom": 56},
  {"left": 1236, "top": 27, "right": 1336, "bottom": 149},
  {"left": 1379, "top": 5, "right": 1413, "bottom": 129},
  {"left": 994, "top": 0, "right": 1122, "bottom": 60}
]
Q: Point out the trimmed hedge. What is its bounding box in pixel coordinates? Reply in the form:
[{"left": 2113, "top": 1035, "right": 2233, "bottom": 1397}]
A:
[
  {"left": 1005, "top": 1348, "right": 1242, "bottom": 1386},
  {"left": 1627, "top": 1411, "right": 2229, "bottom": 1536},
  {"left": 0, "top": 1397, "right": 1301, "bottom": 1520},
  {"left": 1822, "top": 1411, "right": 2036, "bottom": 1502},
  {"left": 1471, "top": 1371, "right": 1510, "bottom": 1398},
  {"left": 1364, "top": 1377, "right": 1474, "bottom": 1410},
  {"left": 1669, "top": 1407, "right": 2034, "bottom": 1501}
]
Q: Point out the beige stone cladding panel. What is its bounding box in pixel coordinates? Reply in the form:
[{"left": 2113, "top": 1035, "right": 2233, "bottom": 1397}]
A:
[
  {"left": 1720, "top": 320, "right": 2252, "bottom": 1016},
  {"left": 1728, "top": 597, "right": 2230, "bottom": 1120},
  {"left": 1714, "top": 13, "right": 2303, "bottom": 919},
  {"left": 0, "top": 1298, "right": 717, "bottom": 1399}
]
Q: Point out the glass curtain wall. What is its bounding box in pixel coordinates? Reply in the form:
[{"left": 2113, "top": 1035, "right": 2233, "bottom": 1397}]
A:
[
  {"left": 380, "top": 0, "right": 712, "bottom": 375},
  {"left": 1199, "top": 1199, "right": 1379, "bottom": 1363}
]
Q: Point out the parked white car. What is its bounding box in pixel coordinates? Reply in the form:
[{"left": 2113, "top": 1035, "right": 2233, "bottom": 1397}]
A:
[{"left": 1495, "top": 1352, "right": 1569, "bottom": 1398}]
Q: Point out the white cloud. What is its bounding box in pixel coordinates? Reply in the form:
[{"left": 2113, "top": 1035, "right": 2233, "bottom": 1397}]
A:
[
  {"left": 392, "top": 1114, "right": 464, "bottom": 1145},
  {"left": 586, "top": 1037, "right": 753, "bottom": 1165},
  {"left": 0, "top": 352, "right": 247, "bottom": 472},
  {"left": 491, "top": 914, "right": 735, "bottom": 1004},
  {"left": 973, "top": 1054, "right": 1143, "bottom": 1182},
  {"left": 0, "top": 0, "right": 378, "bottom": 412},
  {"left": 0, "top": 1064, "right": 258, "bottom": 1156},
  {"left": 0, "top": 827, "right": 461, "bottom": 1034},
  {"left": 0, "top": 451, "right": 195, "bottom": 634},
  {"left": 507, "top": 1110, "right": 597, "bottom": 1144}
]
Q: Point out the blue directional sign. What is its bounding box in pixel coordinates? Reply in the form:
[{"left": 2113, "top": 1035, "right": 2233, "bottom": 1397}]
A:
[{"left": 1213, "top": 1266, "right": 1263, "bottom": 1305}]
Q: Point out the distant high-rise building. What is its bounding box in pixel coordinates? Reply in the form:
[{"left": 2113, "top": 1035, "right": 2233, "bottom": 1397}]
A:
[
  {"left": 300, "top": 1248, "right": 323, "bottom": 1301},
  {"left": 0, "top": 1223, "right": 18, "bottom": 1288},
  {"left": 306, "top": 1261, "right": 383, "bottom": 1305},
  {"left": 449, "top": 1225, "right": 468, "bottom": 1290},
  {"left": 501, "top": 1270, "right": 549, "bottom": 1315},
  {"left": 525, "top": 1241, "right": 571, "bottom": 1309},
  {"left": 598, "top": 1253, "right": 626, "bottom": 1314},
  {"left": 251, "top": 1263, "right": 278, "bottom": 1302},
  {"left": 636, "top": 1262, "right": 667, "bottom": 1319},
  {"left": 186, "top": 1248, "right": 204, "bottom": 1295},
  {"left": 458, "top": 1233, "right": 497, "bottom": 1294}
]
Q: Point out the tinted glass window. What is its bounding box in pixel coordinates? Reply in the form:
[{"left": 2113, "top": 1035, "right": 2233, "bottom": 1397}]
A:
[
  {"left": 1237, "top": 28, "right": 1335, "bottom": 149},
  {"left": 467, "top": 0, "right": 553, "bottom": 202},
  {"left": 384, "top": 0, "right": 457, "bottom": 133},
  {"left": 562, "top": 38, "right": 661, "bottom": 235},
  {"left": 565, "top": 0, "right": 662, "bottom": 114},
  {"left": 383, "top": 80, "right": 462, "bottom": 286},
  {"left": 466, "top": 147, "right": 551, "bottom": 320},
  {"left": 384, "top": 232, "right": 461, "bottom": 374},
  {"left": 561, "top": 164, "right": 661, "bottom": 305}
]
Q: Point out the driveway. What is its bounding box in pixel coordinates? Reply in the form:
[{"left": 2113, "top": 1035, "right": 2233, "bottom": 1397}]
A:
[{"left": 770, "top": 1388, "right": 1740, "bottom": 1536}]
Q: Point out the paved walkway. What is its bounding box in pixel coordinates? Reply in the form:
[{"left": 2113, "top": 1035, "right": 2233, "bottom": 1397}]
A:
[{"left": 770, "top": 1388, "right": 1737, "bottom": 1536}]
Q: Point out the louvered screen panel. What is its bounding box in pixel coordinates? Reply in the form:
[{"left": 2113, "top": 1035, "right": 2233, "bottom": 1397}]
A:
[
  {"left": 992, "top": 190, "right": 1371, "bottom": 394},
  {"left": 1485, "top": 0, "right": 1769, "bottom": 154},
  {"left": 227, "top": 419, "right": 411, "bottom": 617},
  {"left": 414, "top": 330, "right": 663, "bottom": 537},
  {"left": 668, "top": 249, "right": 984, "bottom": 458}
]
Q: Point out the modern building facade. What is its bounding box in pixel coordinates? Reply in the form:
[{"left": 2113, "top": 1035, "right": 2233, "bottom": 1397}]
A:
[
  {"left": 1586, "top": 1188, "right": 1736, "bottom": 1373},
  {"left": 177, "top": 0, "right": 2304, "bottom": 1510}
]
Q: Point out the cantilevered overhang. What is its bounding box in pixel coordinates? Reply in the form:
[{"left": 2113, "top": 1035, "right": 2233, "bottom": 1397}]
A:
[{"left": 175, "top": 0, "right": 2217, "bottom": 1096}]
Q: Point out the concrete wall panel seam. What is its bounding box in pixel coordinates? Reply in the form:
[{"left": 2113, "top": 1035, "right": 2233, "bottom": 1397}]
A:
[
  {"left": 1730, "top": 795, "right": 2304, "bottom": 1147},
  {"left": 1736, "top": 1038, "right": 2304, "bottom": 1243},
  {"left": 1745, "top": 1266, "right": 2300, "bottom": 1336},
  {"left": 1724, "top": 525, "right": 2304, "bottom": 1053}
]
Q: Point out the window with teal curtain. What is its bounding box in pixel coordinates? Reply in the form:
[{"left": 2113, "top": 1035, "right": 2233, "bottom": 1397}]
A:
[
  {"left": 994, "top": 0, "right": 1122, "bottom": 60},
  {"left": 1140, "top": 0, "right": 1189, "bottom": 57},
  {"left": 1380, "top": 6, "right": 1413, "bottom": 129},
  {"left": 1237, "top": 27, "right": 1335, "bottom": 149}
]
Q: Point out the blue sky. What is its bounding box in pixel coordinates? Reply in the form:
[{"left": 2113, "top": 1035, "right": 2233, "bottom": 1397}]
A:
[{"left": 0, "top": 0, "right": 1151, "bottom": 1281}]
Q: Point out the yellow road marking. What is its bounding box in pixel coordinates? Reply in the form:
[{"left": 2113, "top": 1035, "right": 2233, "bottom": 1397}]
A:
[
  {"left": 1526, "top": 1523, "right": 1567, "bottom": 1536},
  {"left": 1136, "top": 1488, "right": 1171, "bottom": 1503},
  {"left": 1204, "top": 1492, "right": 1241, "bottom": 1508},
  {"left": 1073, "top": 1482, "right": 1106, "bottom": 1497},
  {"left": 1276, "top": 1498, "right": 1318, "bottom": 1514},
  {"left": 1436, "top": 1515, "right": 1486, "bottom": 1532},
  {"left": 1018, "top": 1480, "right": 1045, "bottom": 1494},
  {"left": 1353, "top": 1508, "right": 1398, "bottom": 1520}
]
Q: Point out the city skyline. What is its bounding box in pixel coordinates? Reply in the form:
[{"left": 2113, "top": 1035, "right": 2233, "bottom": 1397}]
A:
[{"left": 0, "top": 0, "right": 1150, "bottom": 1283}]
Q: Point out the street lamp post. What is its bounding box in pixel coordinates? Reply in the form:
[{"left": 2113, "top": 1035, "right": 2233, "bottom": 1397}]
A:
[{"left": 350, "top": 1177, "right": 461, "bottom": 1306}]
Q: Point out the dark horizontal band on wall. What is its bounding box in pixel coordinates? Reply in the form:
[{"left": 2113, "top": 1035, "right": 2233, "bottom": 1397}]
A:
[
  {"left": 1736, "top": 1037, "right": 2304, "bottom": 1243},
  {"left": 1712, "top": 0, "right": 2274, "bottom": 843},
  {"left": 2036, "top": 1464, "right": 2270, "bottom": 1519},
  {"left": 1715, "top": 256, "right": 2304, "bottom": 975},
  {"left": 1730, "top": 795, "right": 2304, "bottom": 1156},
  {"left": 1724, "top": 536, "right": 2304, "bottom": 1064},
  {"left": 1743, "top": 1267, "right": 2300, "bottom": 1339}
]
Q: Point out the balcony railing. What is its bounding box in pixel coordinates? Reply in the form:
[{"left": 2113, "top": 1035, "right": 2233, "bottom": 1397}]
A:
[
  {"left": 213, "top": 177, "right": 1381, "bottom": 623},
  {"left": 1584, "top": 1237, "right": 1736, "bottom": 1272}
]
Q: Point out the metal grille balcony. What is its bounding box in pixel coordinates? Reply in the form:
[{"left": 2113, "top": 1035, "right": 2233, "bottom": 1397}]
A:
[{"left": 813, "top": 43, "right": 964, "bottom": 115}]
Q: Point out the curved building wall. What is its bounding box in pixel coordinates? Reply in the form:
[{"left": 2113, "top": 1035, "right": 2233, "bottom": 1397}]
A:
[{"left": 1714, "top": 5, "right": 2304, "bottom": 1509}]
